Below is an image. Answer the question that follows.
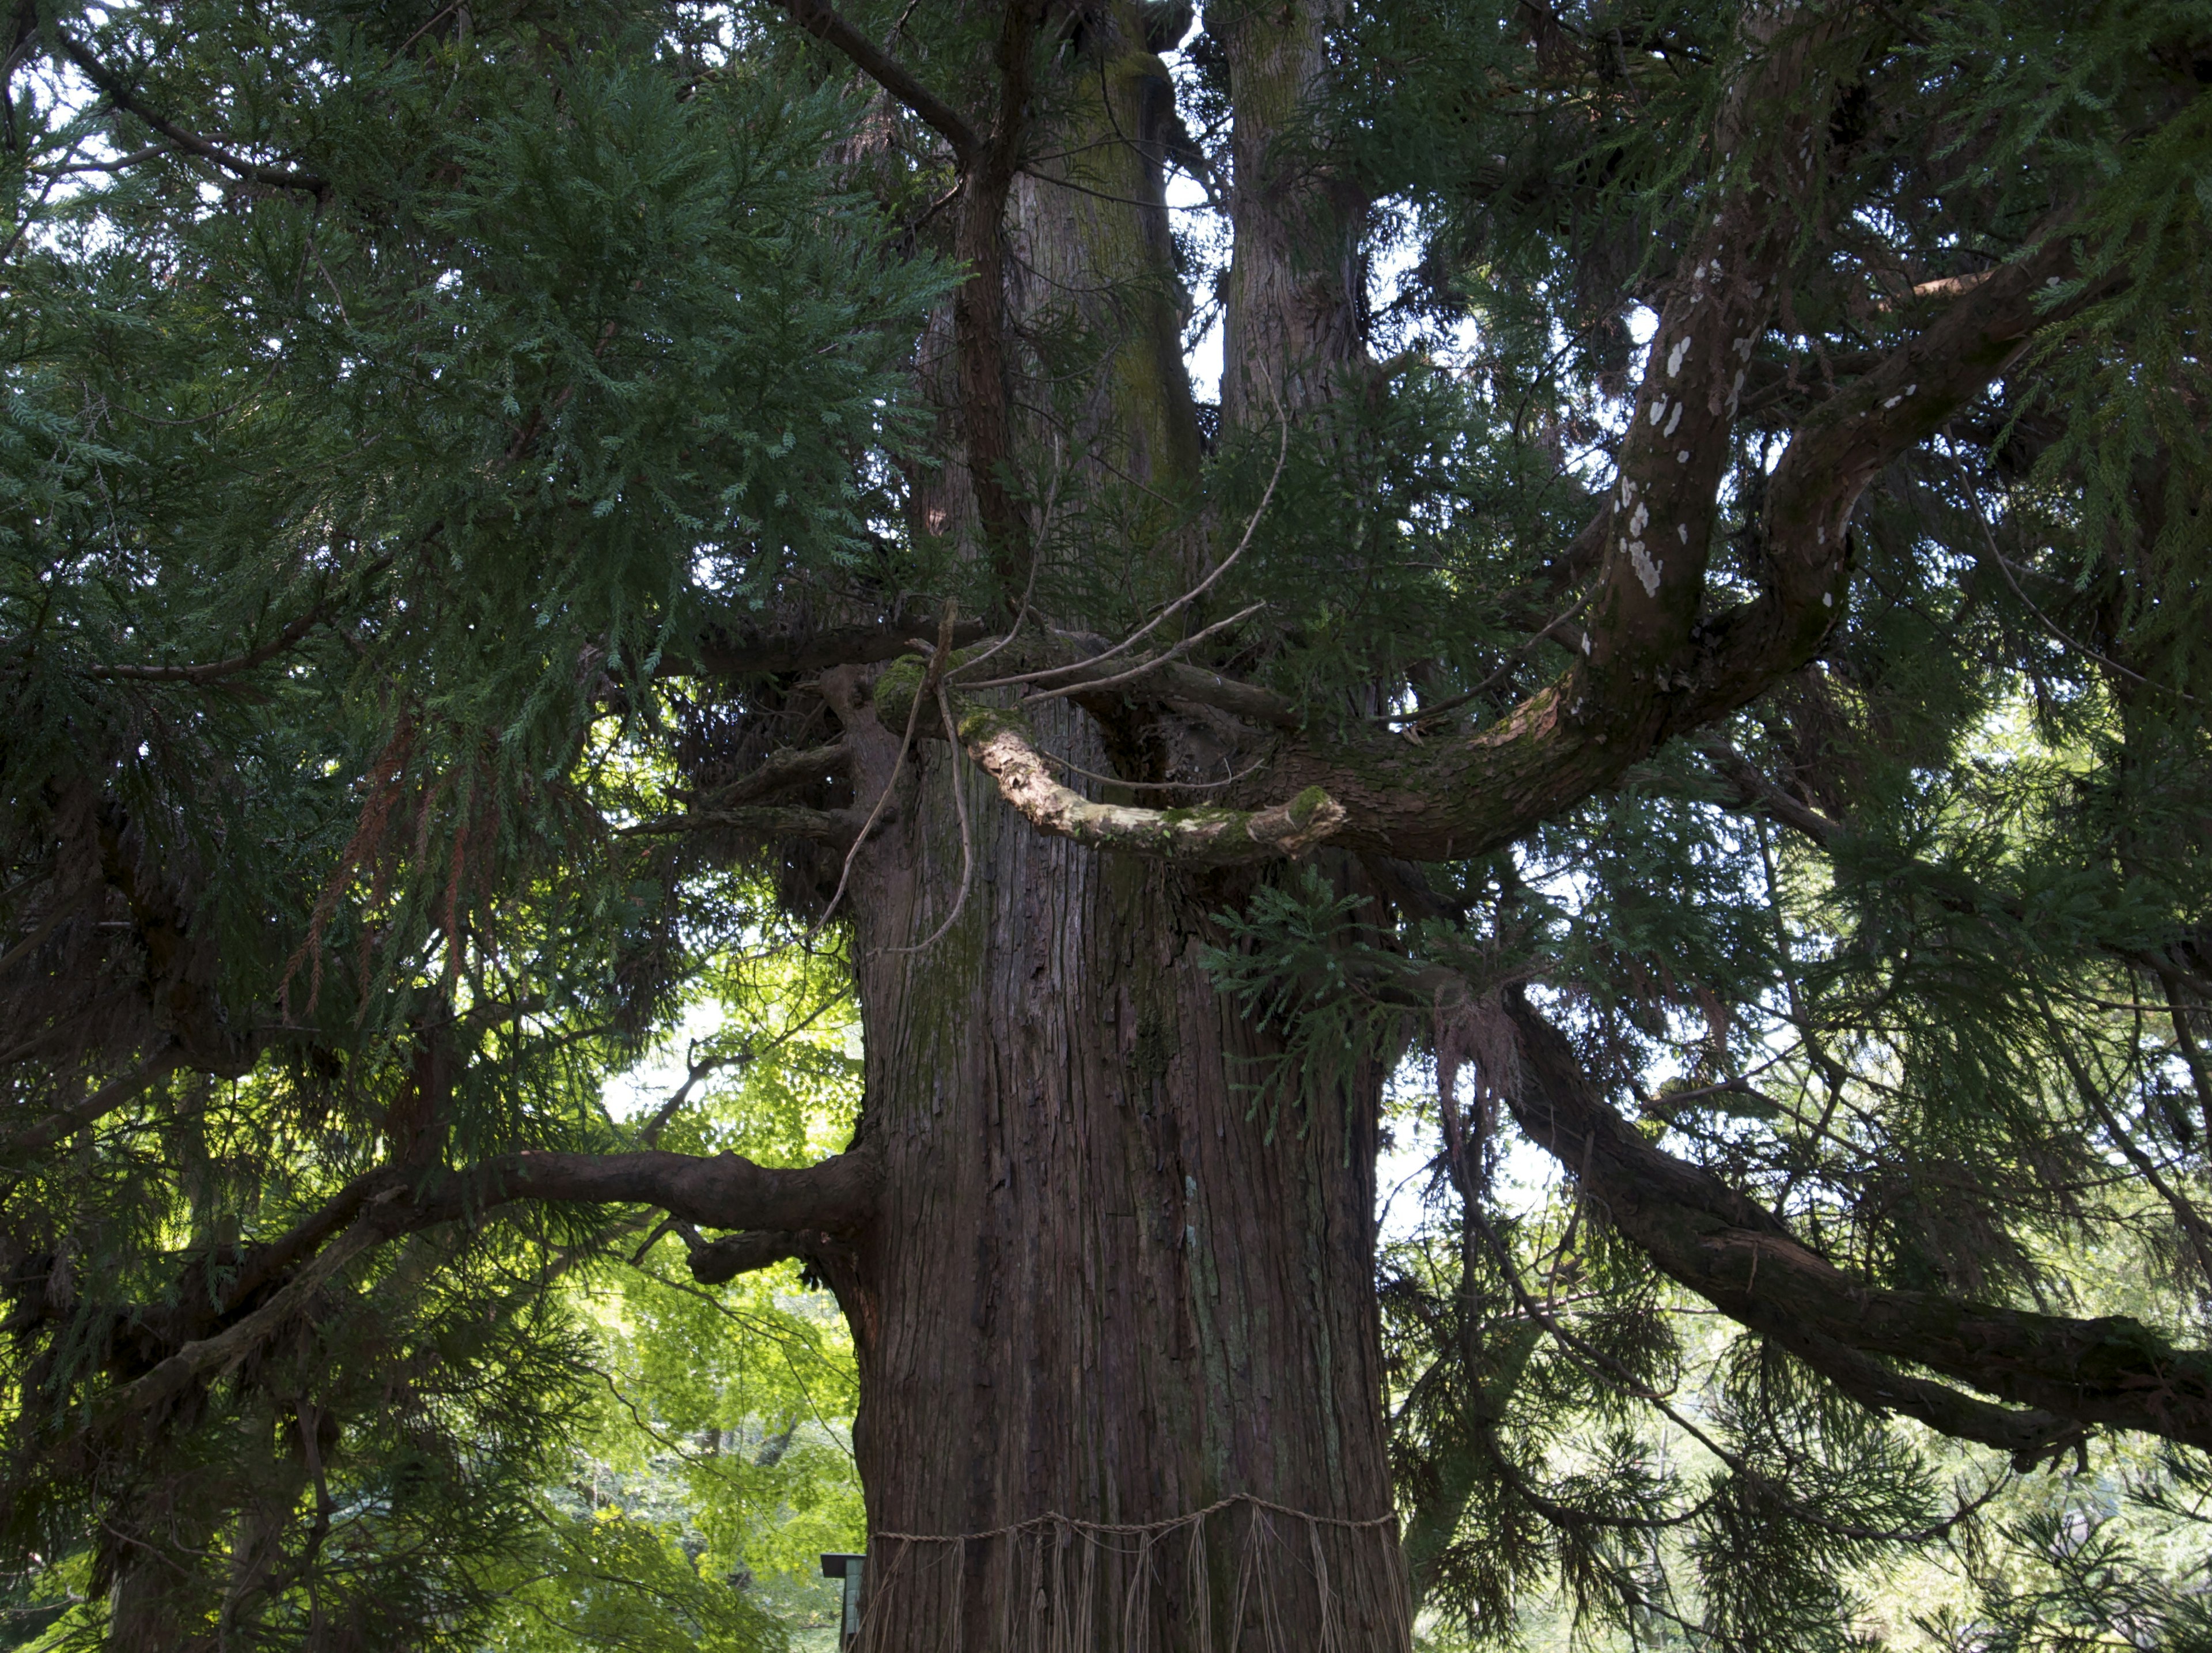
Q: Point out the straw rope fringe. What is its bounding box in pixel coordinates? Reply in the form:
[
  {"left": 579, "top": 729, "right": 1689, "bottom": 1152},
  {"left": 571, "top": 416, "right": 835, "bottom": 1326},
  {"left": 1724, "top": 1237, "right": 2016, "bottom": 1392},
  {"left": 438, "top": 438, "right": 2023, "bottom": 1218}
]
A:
[{"left": 857, "top": 1493, "right": 1412, "bottom": 1653}]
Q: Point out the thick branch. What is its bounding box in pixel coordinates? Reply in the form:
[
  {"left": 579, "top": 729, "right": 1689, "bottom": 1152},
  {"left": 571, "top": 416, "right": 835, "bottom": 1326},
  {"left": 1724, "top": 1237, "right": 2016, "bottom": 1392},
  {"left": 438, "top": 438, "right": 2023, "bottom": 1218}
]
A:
[
  {"left": 1673, "top": 228, "right": 2086, "bottom": 729},
  {"left": 1169, "top": 226, "right": 2096, "bottom": 867},
  {"left": 775, "top": 0, "right": 979, "bottom": 162},
  {"left": 619, "top": 803, "right": 863, "bottom": 845},
  {"left": 701, "top": 741, "right": 851, "bottom": 807},
  {"left": 423, "top": 1145, "right": 882, "bottom": 1234},
  {"left": 688, "top": 1228, "right": 812, "bottom": 1284},
  {"left": 942, "top": 695, "right": 1344, "bottom": 863},
  {"left": 96, "top": 1211, "right": 388, "bottom": 1424},
  {"left": 1042, "top": 634, "right": 1304, "bottom": 731},
  {"left": 85, "top": 603, "right": 323, "bottom": 684},
  {"left": 1499, "top": 990, "right": 2212, "bottom": 1455},
  {"left": 75, "top": 1143, "right": 877, "bottom": 1431},
  {"left": 688, "top": 610, "right": 990, "bottom": 679},
  {"left": 51, "top": 31, "right": 328, "bottom": 196}
]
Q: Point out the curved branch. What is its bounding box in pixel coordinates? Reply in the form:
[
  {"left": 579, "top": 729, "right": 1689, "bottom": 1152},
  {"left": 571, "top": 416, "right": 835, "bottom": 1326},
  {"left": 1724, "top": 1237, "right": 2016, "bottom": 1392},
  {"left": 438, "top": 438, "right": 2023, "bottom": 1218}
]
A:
[
  {"left": 935, "top": 691, "right": 1344, "bottom": 863},
  {"left": 1093, "top": 223, "right": 2101, "bottom": 868},
  {"left": 85, "top": 604, "right": 323, "bottom": 684},
  {"left": 51, "top": 31, "right": 328, "bottom": 196},
  {"left": 1499, "top": 990, "right": 2212, "bottom": 1458}
]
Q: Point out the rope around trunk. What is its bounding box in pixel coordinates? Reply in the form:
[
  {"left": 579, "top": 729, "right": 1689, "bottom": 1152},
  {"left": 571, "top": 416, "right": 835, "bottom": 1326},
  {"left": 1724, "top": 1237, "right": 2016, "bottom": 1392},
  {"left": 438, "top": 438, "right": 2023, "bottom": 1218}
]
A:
[
  {"left": 857, "top": 1493, "right": 1414, "bottom": 1653},
  {"left": 870, "top": 1491, "right": 1399, "bottom": 1544}
]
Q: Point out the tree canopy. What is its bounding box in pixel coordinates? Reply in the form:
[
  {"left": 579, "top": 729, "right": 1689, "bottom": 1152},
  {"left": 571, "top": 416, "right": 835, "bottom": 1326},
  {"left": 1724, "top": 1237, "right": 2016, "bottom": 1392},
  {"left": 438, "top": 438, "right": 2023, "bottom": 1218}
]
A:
[{"left": 2, "top": 0, "right": 2211, "bottom": 1648}]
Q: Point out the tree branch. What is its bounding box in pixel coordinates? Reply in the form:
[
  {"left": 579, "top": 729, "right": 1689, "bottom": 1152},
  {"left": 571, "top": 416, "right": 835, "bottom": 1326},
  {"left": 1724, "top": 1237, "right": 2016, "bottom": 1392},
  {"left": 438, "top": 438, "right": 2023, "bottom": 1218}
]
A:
[
  {"left": 406, "top": 1145, "right": 881, "bottom": 1236},
  {"left": 618, "top": 803, "right": 864, "bottom": 845},
  {"left": 85, "top": 604, "right": 324, "bottom": 684},
  {"left": 1499, "top": 989, "right": 2212, "bottom": 1457},
  {"left": 921, "top": 687, "right": 1344, "bottom": 863},
  {"left": 697, "top": 742, "right": 850, "bottom": 807},
  {"left": 0, "top": 1053, "right": 177, "bottom": 1172},
  {"left": 71, "top": 1141, "right": 878, "bottom": 1433},
  {"left": 775, "top": 0, "right": 979, "bottom": 161},
  {"left": 686, "top": 609, "right": 990, "bottom": 679},
  {"left": 687, "top": 1228, "right": 813, "bottom": 1284},
  {"left": 51, "top": 31, "right": 328, "bottom": 196}
]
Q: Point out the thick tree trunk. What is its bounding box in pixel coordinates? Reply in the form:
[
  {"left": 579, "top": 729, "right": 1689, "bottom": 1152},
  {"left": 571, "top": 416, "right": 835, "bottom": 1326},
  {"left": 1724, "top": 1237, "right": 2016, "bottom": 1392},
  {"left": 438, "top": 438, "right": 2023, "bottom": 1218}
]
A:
[
  {"left": 833, "top": 702, "right": 1407, "bottom": 1651},
  {"left": 808, "top": 9, "right": 1408, "bottom": 1645}
]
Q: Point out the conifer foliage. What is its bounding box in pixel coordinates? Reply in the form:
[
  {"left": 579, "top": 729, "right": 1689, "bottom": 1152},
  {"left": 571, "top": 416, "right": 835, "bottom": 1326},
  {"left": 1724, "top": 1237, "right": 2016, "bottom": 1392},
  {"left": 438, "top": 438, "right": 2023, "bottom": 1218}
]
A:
[{"left": 1, "top": 0, "right": 2210, "bottom": 1647}]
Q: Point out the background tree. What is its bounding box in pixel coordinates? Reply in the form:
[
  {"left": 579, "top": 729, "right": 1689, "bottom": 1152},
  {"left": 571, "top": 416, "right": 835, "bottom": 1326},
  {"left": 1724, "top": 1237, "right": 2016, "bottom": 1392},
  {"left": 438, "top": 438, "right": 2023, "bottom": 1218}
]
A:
[{"left": 2, "top": 0, "right": 2211, "bottom": 1650}]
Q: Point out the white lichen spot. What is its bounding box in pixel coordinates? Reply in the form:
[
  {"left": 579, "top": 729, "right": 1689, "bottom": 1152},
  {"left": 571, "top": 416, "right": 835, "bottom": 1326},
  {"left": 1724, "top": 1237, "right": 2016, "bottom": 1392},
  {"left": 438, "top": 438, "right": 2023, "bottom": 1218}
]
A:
[
  {"left": 1677, "top": 449, "right": 1691, "bottom": 464},
  {"left": 1629, "top": 542, "right": 1663, "bottom": 596},
  {"left": 1664, "top": 402, "right": 1684, "bottom": 437},
  {"left": 1677, "top": 523, "right": 1690, "bottom": 543},
  {"left": 1822, "top": 591, "right": 1834, "bottom": 608},
  {"left": 1582, "top": 632, "right": 1593, "bottom": 655},
  {"left": 1630, "top": 501, "right": 1650, "bottom": 536},
  {"left": 1883, "top": 394, "right": 1904, "bottom": 410},
  {"left": 1904, "top": 383, "right": 1916, "bottom": 397},
  {"left": 1667, "top": 336, "right": 1691, "bottom": 377},
  {"left": 1649, "top": 398, "right": 1668, "bottom": 426}
]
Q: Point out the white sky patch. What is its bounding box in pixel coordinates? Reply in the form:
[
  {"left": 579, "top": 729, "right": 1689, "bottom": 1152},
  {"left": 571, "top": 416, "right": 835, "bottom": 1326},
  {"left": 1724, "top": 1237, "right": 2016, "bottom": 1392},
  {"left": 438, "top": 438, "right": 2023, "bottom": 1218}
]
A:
[
  {"left": 1166, "top": 167, "right": 1224, "bottom": 403},
  {"left": 602, "top": 998, "right": 728, "bottom": 1122},
  {"left": 1377, "top": 1053, "right": 1560, "bottom": 1243}
]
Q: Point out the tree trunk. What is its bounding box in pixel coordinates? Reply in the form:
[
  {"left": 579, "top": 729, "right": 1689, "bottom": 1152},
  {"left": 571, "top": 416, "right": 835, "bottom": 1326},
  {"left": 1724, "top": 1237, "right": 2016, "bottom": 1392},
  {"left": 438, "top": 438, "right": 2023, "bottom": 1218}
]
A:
[
  {"left": 810, "top": 9, "right": 1407, "bottom": 1646},
  {"left": 836, "top": 707, "right": 1407, "bottom": 1651}
]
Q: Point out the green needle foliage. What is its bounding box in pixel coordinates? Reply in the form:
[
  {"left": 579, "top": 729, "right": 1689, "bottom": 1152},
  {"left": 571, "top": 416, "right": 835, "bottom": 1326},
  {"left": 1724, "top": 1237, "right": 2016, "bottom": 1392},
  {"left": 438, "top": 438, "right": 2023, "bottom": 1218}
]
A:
[
  {"left": 0, "top": 0, "right": 925, "bottom": 1644},
  {"left": 3, "top": 0, "right": 2212, "bottom": 1649}
]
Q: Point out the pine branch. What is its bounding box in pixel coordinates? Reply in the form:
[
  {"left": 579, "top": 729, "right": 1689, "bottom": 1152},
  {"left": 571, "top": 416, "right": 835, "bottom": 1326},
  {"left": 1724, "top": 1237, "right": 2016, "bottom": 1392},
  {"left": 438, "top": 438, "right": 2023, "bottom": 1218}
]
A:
[
  {"left": 84, "top": 604, "right": 324, "bottom": 684},
  {"left": 50, "top": 31, "right": 328, "bottom": 196}
]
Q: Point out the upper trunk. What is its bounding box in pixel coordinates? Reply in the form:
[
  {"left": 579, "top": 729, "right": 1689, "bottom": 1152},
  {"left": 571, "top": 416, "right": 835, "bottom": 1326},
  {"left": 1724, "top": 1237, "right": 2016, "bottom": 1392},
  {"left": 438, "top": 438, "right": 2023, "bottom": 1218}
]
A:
[{"left": 1215, "top": 0, "right": 1368, "bottom": 425}]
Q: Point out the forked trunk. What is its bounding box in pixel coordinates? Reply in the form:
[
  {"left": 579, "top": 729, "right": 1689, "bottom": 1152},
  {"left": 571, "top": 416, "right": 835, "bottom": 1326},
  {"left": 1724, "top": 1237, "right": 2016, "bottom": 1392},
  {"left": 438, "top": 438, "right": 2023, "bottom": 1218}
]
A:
[{"left": 838, "top": 708, "right": 1407, "bottom": 1651}]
